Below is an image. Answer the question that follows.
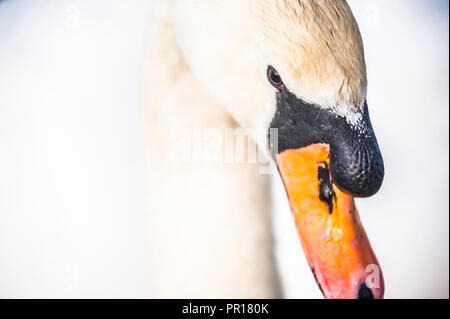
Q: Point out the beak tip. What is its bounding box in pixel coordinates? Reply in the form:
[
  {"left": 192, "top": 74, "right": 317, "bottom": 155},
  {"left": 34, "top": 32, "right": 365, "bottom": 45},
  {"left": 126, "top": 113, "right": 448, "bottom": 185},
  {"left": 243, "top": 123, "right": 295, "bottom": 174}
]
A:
[{"left": 358, "top": 282, "right": 375, "bottom": 299}]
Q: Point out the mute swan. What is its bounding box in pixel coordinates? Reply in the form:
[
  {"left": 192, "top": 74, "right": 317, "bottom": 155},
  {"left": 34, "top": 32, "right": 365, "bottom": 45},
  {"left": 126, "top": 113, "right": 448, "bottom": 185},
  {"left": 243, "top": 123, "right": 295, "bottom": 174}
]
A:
[{"left": 145, "top": 0, "right": 384, "bottom": 299}]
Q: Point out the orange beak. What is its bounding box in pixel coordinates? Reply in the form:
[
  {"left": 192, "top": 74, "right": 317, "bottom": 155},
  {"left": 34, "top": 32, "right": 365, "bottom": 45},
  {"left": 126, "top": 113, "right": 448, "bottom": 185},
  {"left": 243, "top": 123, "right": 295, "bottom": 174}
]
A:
[{"left": 277, "top": 143, "right": 384, "bottom": 299}]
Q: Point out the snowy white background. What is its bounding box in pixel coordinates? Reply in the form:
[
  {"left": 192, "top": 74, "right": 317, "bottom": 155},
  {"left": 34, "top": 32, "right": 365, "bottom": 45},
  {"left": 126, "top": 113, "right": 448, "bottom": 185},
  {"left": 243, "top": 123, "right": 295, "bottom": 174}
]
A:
[{"left": 0, "top": 0, "right": 448, "bottom": 298}]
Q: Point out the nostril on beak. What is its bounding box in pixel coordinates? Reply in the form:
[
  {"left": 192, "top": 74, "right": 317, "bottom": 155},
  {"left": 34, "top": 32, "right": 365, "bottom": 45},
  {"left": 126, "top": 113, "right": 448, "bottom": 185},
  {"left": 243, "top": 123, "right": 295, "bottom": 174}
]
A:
[{"left": 358, "top": 282, "right": 374, "bottom": 299}]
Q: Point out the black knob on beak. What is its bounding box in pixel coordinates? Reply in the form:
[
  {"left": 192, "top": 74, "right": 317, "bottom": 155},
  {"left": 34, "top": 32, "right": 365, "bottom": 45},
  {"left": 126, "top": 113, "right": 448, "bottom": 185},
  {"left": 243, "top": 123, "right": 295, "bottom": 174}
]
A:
[
  {"left": 271, "top": 90, "right": 384, "bottom": 198},
  {"left": 329, "top": 103, "right": 384, "bottom": 197}
]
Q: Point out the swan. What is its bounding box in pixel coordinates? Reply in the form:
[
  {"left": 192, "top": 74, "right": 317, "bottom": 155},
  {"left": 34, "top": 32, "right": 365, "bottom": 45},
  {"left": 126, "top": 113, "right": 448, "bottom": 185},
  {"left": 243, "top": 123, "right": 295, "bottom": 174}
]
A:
[{"left": 144, "top": 0, "right": 385, "bottom": 299}]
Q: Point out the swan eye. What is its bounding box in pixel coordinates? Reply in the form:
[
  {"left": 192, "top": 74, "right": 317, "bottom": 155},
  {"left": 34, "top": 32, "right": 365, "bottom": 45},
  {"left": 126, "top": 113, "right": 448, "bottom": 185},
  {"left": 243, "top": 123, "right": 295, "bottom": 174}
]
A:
[{"left": 267, "top": 66, "right": 285, "bottom": 90}]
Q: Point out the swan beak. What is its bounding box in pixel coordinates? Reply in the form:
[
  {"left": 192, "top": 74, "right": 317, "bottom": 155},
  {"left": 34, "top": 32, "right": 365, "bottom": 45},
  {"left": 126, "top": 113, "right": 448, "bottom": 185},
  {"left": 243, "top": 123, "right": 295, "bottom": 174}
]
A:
[{"left": 277, "top": 143, "right": 384, "bottom": 299}]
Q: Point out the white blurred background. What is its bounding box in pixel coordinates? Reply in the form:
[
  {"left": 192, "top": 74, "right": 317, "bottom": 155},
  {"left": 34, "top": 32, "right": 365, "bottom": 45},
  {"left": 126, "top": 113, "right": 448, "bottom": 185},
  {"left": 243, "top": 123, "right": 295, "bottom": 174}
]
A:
[{"left": 0, "top": 0, "right": 448, "bottom": 298}]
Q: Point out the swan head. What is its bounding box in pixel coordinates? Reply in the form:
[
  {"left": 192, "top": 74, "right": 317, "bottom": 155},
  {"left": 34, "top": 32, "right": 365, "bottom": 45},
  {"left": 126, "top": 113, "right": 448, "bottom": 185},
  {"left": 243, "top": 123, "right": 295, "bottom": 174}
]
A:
[
  {"left": 254, "top": 0, "right": 385, "bottom": 299},
  {"left": 173, "top": 0, "right": 385, "bottom": 299}
]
